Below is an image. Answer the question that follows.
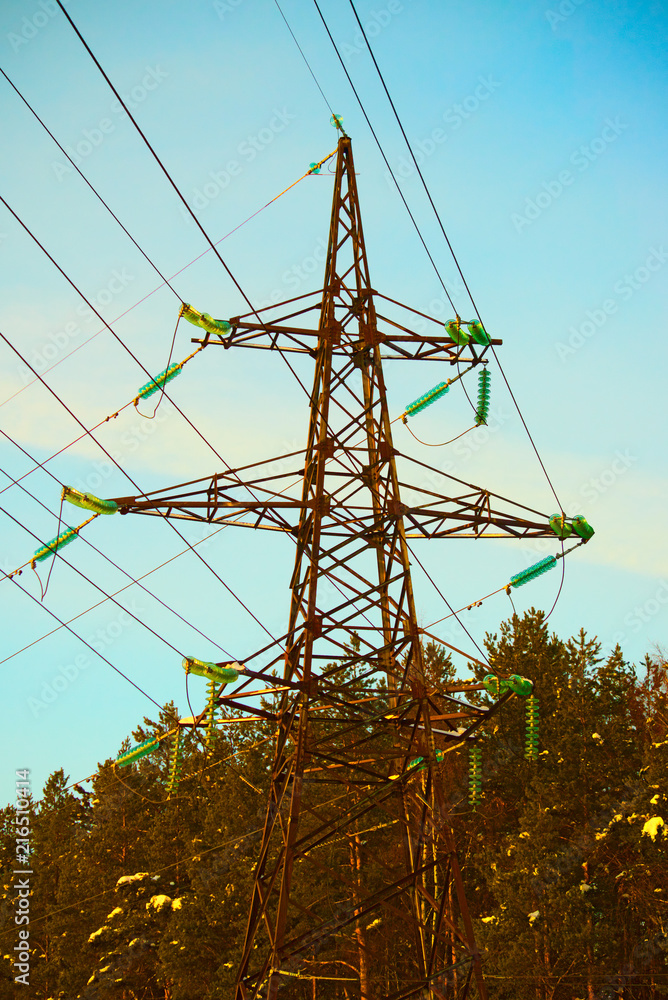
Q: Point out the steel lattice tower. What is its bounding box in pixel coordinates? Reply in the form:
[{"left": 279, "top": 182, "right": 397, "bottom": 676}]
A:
[{"left": 113, "top": 135, "right": 560, "bottom": 999}]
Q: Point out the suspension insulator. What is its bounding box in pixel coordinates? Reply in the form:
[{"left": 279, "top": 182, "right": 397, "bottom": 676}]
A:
[
  {"left": 180, "top": 303, "right": 232, "bottom": 335},
  {"left": 475, "top": 369, "right": 491, "bottom": 426},
  {"left": 525, "top": 696, "right": 539, "bottom": 760},
  {"left": 549, "top": 514, "right": 572, "bottom": 539},
  {"left": 308, "top": 162, "right": 321, "bottom": 174},
  {"left": 571, "top": 514, "right": 595, "bottom": 540},
  {"left": 32, "top": 526, "right": 79, "bottom": 564},
  {"left": 483, "top": 673, "right": 533, "bottom": 697},
  {"left": 116, "top": 737, "right": 159, "bottom": 767},
  {"left": 509, "top": 555, "right": 557, "bottom": 589},
  {"left": 166, "top": 730, "right": 184, "bottom": 795},
  {"left": 182, "top": 657, "right": 243, "bottom": 684},
  {"left": 62, "top": 487, "right": 118, "bottom": 515},
  {"left": 468, "top": 321, "right": 490, "bottom": 345},
  {"left": 137, "top": 363, "right": 182, "bottom": 400},
  {"left": 445, "top": 319, "right": 470, "bottom": 346},
  {"left": 468, "top": 746, "right": 482, "bottom": 808},
  {"left": 483, "top": 673, "right": 501, "bottom": 697},
  {"left": 507, "top": 674, "right": 534, "bottom": 697},
  {"left": 330, "top": 113, "right": 344, "bottom": 129},
  {"left": 406, "top": 749, "right": 445, "bottom": 774},
  {"left": 405, "top": 381, "right": 450, "bottom": 417},
  {"left": 205, "top": 678, "right": 218, "bottom": 748}
]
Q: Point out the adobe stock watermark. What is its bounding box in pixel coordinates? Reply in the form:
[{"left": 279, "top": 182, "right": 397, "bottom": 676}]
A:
[
  {"left": 69, "top": 403, "right": 177, "bottom": 498},
  {"left": 555, "top": 246, "right": 667, "bottom": 361},
  {"left": 545, "top": 0, "right": 587, "bottom": 31},
  {"left": 213, "top": 0, "right": 244, "bottom": 19},
  {"left": 411, "top": 287, "right": 467, "bottom": 334},
  {"left": 511, "top": 117, "right": 628, "bottom": 233},
  {"left": 607, "top": 580, "right": 668, "bottom": 650},
  {"left": 408, "top": 406, "right": 511, "bottom": 489},
  {"left": 6, "top": 0, "right": 74, "bottom": 54},
  {"left": 15, "top": 267, "right": 135, "bottom": 385},
  {"left": 385, "top": 75, "right": 501, "bottom": 185},
  {"left": 518, "top": 449, "right": 636, "bottom": 562},
  {"left": 339, "top": 0, "right": 407, "bottom": 61},
  {"left": 256, "top": 237, "right": 328, "bottom": 309},
  {"left": 27, "top": 603, "right": 144, "bottom": 717},
  {"left": 51, "top": 67, "right": 169, "bottom": 181},
  {"left": 180, "top": 108, "right": 296, "bottom": 216},
  {"left": 13, "top": 768, "right": 32, "bottom": 987}
]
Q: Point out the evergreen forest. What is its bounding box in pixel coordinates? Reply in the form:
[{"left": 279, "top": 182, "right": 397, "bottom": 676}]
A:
[{"left": 2, "top": 610, "right": 667, "bottom": 999}]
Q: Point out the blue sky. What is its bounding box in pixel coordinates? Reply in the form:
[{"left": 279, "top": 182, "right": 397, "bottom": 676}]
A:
[{"left": 0, "top": 0, "right": 666, "bottom": 808}]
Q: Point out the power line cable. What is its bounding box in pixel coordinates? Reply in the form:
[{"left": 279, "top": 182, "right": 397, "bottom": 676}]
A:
[
  {"left": 274, "top": 0, "right": 334, "bottom": 116},
  {"left": 1, "top": 559, "right": 163, "bottom": 710},
  {"left": 52, "top": 0, "right": 283, "bottom": 339},
  {"left": 311, "top": 0, "right": 458, "bottom": 315},
  {"left": 0, "top": 191, "right": 271, "bottom": 477},
  {"left": 0, "top": 65, "right": 183, "bottom": 302},
  {"left": 0, "top": 451, "right": 233, "bottom": 658},
  {"left": 0, "top": 500, "right": 185, "bottom": 658},
  {"left": 0, "top": 329, "right": 283, "bottom": 650},
  {"left": 0, "top": 148, "right": 335, "bottom": 412},
  {"left": 405, "top": 540, "right": 489, "bottom": 664},
  {"left": 0, "top": 524, "right": 230, "bottom": 667},
  {"left": 345, "top": 0, "right": 564, "bottom": 512}
]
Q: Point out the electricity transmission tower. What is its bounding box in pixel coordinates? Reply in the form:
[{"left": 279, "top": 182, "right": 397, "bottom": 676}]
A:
[{"left": 113, "top": 135, "right": 560, "bottom": 999}]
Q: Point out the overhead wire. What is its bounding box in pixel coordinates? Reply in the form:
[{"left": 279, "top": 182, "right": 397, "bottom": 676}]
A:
[
  {"left": 344, "top": 0, "right": 565, "bottom": 513},
  {"left": 0, "top": 451, "right": 234, "bottom": 658},
  {"left": 53, "top": 0, "right": 263, "bottom": 323},
  {"left": 52, "top": 0, "right": 315, "bottom": 409},
  {"left": 310, "top": 0, "right": 458, "bottom": 315},
  {"left": 0, "top": 523, "right": 229, "bottom": 667},
  {"left": 0, "top": 191, "right": 283, "bottom": 477},
  {"left": 1, "top": 561, "right": 164, "bottom": 710},
  {"left": 0, "top": 66, "right": 183, "bottom": 302},
  {"left": 2, "top": 22, "right": 387, "bottom": 668},
  {"left": 402, "top": 422, "right": 475, "bottom": 448},
  {"left": 0, "top": 500, "right": 186, "bottom": 658},
  {"left": 0, "top": 826, "right": 265, "bottom": 936},
  {"left": 405, "top": 540, "right": 489, "bottom": 664},
  {"left": 0, "top": 418, "right": 305, "bottom": 665},
  {"left": 273, "top": 0, "right": 335, "bottom": 116},
  {"left": 0, "top": 329, "right": 284, "bottom": 651},
  {"left": 0, "top": 150, "right": 334, "bottom": 412}
]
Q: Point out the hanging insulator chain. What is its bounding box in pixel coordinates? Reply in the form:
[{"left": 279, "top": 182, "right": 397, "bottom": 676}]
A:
[
  {"left": 526, "top": 696, "right": 540, "bottom": 761},
  {"left": 468, "top": 746, "right": 482, "bottom": 808}
]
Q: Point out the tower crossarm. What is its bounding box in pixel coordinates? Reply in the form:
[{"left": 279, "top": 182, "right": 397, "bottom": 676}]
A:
[
  {"left": 189, "top": 290, "right": 501, "bottom": 364},
  {"left": 111, "top": 477, "right": 557, "bottom": 540}
]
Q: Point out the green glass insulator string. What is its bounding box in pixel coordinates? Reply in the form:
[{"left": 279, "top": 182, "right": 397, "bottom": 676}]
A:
[
  {"left": 483, "top": 674, "right": 534, "bottom": 698},
  {"left": 136, "top": 362, "right": 183, "bottom": 400},
  {"left": 509, "top": 556, "right": 558, "bottom": 589},
  {"left": 205, "top": 678, "right": 218, "bottom": 748},
  {"left": 182, "top": 657, "right": 244, "bottom": 685},
  {"left": 404, "top": 381, "right": 450, "bottom": 418},
  {"left": 62, "top": 486, "right": 118, "bottom": 515},
  {"left": 166, "top": 730, "right": 184, "bottom": 796},
  {"left": 180, "top": 302, "right": 232, "bottom": 336},
  {"left": 475, "top": 368, "right": 491, "bottom": 426},
  {"left": 469, "top": 746, "right": 482, "bottom": 808},
  {"left": 32, "top": 526, "right": 80, "bottom": 565},
  {"left": 116, "top": 737, "right": 160, "bottom": 768},
  {"left": 526, "top": 696, "right": 540, "bottom": 761}
]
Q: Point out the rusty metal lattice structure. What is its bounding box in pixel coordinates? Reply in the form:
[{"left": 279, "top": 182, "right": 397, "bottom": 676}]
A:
[{"left": 113, "top": 136, "right": 560, "bottom": 999}]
